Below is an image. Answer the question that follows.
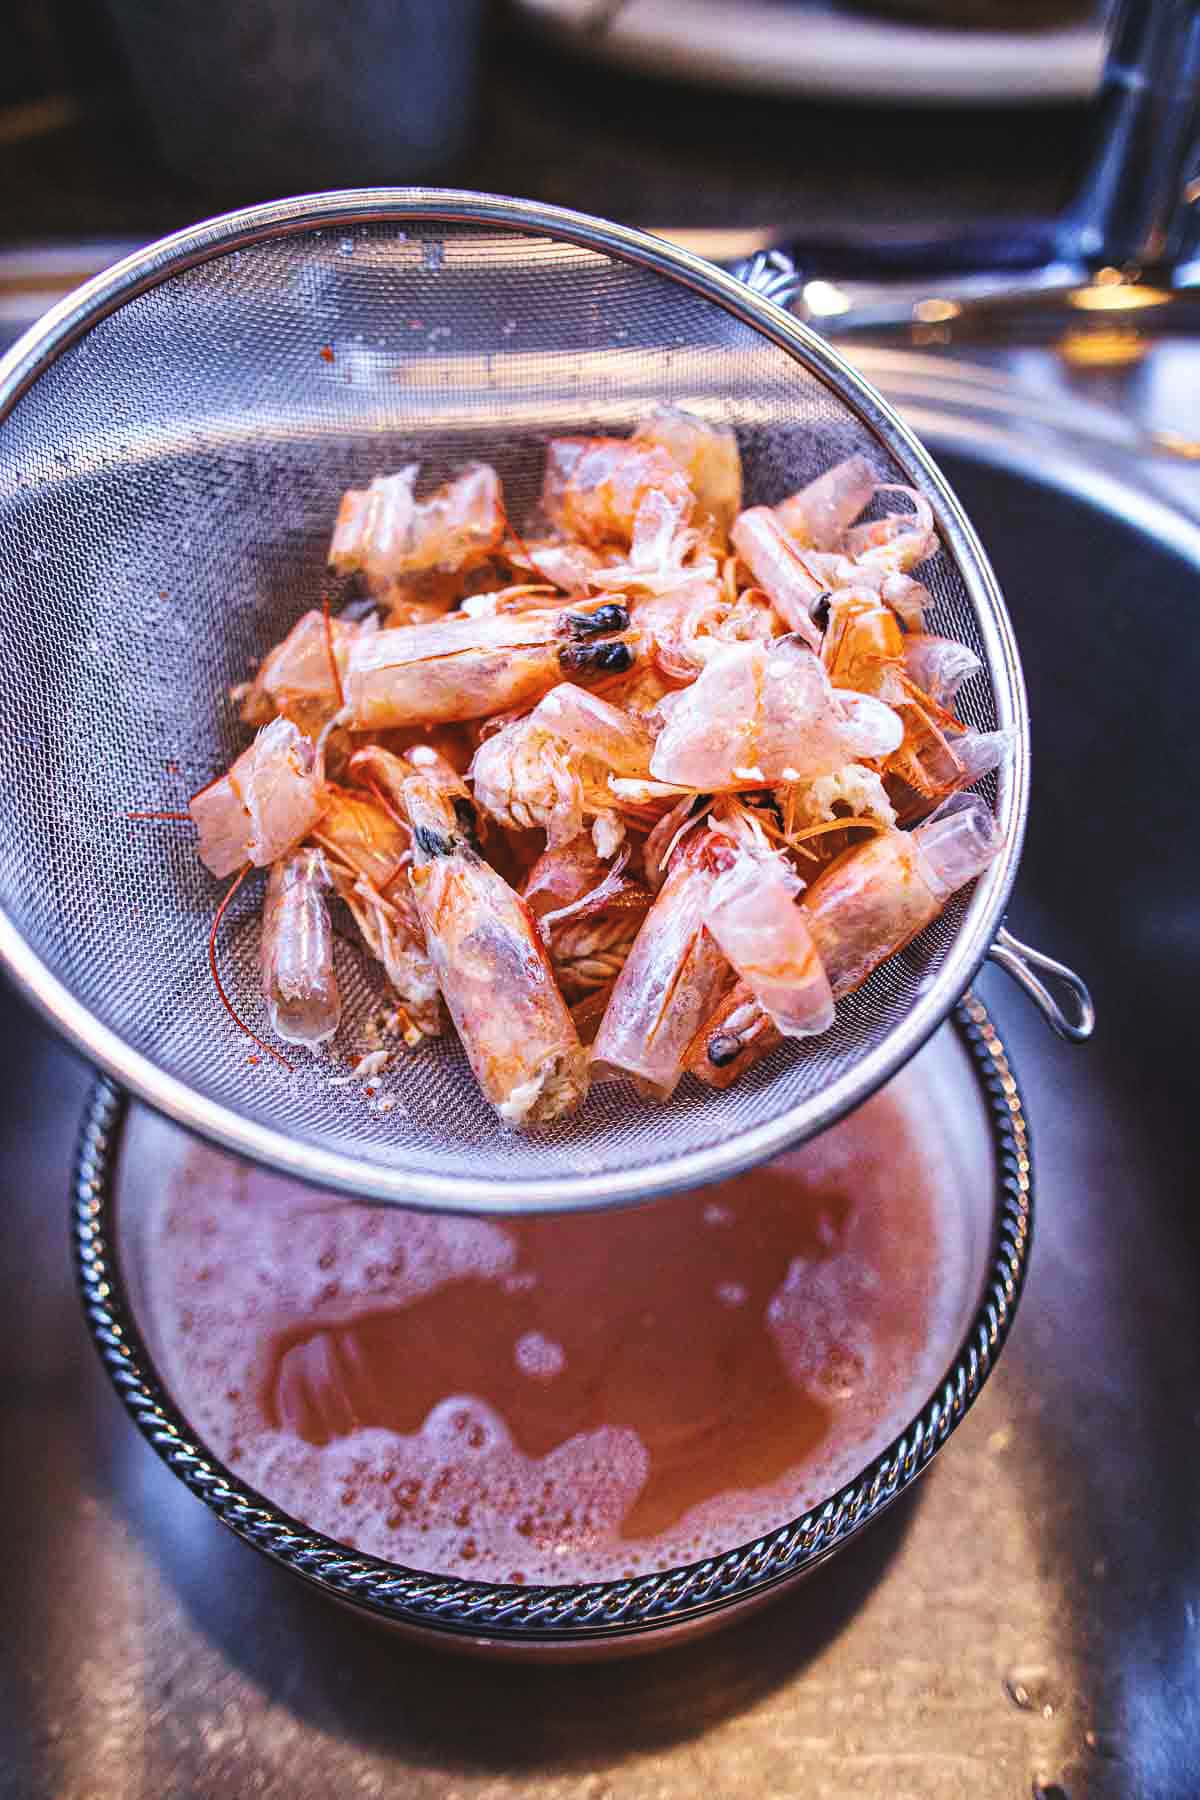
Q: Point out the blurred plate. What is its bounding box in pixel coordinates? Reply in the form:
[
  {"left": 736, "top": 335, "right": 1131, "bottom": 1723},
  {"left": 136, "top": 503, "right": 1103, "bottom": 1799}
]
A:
[{"left": 514, "top": 0, "right": 1106, "bottom": 104}]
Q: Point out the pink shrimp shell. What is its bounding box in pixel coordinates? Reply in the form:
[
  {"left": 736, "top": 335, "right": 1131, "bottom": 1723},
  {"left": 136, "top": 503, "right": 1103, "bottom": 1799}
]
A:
[
  {"left": 190, "top": 717, "right": 326, "bottom": 879},
  {"left": 591, "top": 851, "right": 731, "bottom": 1101},
  {"left": 704, "top": 853, "right": 834, "bottom": 1038}
]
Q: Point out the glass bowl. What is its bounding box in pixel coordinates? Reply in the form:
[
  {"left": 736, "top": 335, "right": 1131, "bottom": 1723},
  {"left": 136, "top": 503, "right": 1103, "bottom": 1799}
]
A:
[{"left": 74, "top": 995, "right": 1030, "bottom": 1661}]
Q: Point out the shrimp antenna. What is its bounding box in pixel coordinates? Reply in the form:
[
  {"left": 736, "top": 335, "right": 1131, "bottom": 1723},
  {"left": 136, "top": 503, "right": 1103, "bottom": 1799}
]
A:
[
  {"left": 127, "top": 810, "right": 193, "bottom": 822},
  {"left": 208, "top": 863, "right": 293, "bottom": 1071},
  {"left": 498, "top": 497, "right": 555, "bottom": 588}
]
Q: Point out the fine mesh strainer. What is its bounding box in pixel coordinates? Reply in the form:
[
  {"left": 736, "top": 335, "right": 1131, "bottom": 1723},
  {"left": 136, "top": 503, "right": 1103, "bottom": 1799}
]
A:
[{"left": 0, "top": 190, "right": 1090, "bottom": 1212}]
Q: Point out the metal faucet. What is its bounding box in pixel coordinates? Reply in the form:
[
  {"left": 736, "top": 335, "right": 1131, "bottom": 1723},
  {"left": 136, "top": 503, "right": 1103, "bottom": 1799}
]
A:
[{"left": 729, "top": 0, "right": 1200, "bottom": 339}]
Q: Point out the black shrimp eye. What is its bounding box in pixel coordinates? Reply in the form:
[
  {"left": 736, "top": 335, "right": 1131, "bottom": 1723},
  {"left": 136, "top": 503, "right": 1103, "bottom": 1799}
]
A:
[
  {"left": 593, "top": 640, "right": 634, "bottom": 673},
  {"left": 558, "top": 639, "right": 635, "bottom": 676},
  {"left": 707, "top": 1034, "right": 742, "bottom": 1068},
  {"left": 412, "top": 824, "right": 454, "bottom": 859},
  {"left": 564, "top": 603, "right": 630, "bottom": 637},
  {"left": 811, "top": 591, "right": 833, "bottom": 630}
]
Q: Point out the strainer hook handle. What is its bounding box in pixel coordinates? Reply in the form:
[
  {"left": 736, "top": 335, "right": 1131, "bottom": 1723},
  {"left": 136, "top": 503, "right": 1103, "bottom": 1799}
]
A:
[{"left": 986, "top": 926, "right": 1095, "bottom": 1044}]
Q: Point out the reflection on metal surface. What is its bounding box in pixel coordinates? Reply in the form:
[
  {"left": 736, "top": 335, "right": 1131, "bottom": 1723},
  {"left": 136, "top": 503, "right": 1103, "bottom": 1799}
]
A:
[
  {"left": 1150, "top": 426, "right": 1200, "bottom": 461},
  {"left": 913, "top": 297, "right": 962, "bottom": 325},
  {"left": 846, "top": 344, "right": 1200, "bottom": 503},
  {"left": 1058, "top": 324, "right": 1150, "bottom": 368},
  {"left": 802, "top": 279, "right": 852, "bottom": 318},
  {"left": 1067, "top": 277, "right": 1172, "bottom": 311}
]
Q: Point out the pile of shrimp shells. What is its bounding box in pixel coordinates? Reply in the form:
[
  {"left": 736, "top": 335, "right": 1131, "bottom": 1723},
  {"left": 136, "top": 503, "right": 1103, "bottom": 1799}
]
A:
[{"left": 187, "top": 406, "right": 1009, "bottom": 1130}]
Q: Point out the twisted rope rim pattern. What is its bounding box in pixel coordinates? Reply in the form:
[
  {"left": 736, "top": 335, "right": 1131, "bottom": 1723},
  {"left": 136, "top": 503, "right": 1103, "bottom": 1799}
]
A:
[{"left": 72, "top": 994, "right": 1031, "bottom": 1643}]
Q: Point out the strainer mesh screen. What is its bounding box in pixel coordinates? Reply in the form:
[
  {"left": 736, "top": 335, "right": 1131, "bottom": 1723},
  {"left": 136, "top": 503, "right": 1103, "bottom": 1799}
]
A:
[{"left": 0, "top": 220, "right": 1002, "bottom": 1190}]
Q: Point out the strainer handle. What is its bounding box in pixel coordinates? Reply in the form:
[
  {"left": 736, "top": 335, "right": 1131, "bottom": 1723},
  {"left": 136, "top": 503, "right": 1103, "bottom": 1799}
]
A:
[{"left": 986, "top": 927, "right": 1095, "bottom": 1044}]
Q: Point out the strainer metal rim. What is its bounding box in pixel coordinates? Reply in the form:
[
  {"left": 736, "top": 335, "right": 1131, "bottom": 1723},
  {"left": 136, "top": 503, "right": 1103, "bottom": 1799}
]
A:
[{"left": 0, "top": 189, "right": 1027, "bottom": 1211}]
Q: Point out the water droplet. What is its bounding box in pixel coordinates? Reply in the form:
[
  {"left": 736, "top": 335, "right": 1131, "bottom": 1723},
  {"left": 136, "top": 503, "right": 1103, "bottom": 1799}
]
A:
[
  {"left": 1004, "top": 1677, "right": 1034, "bottom": 1711},
  {"left": 703, "top": 1201, "right": 734, "bottom": 1227},
  {"left": 715, "top": 1281, "right": 748, "bottom": 1307},
  {"left": 1084, "top": 1730, "right": 1122, "bottom": 1760}
]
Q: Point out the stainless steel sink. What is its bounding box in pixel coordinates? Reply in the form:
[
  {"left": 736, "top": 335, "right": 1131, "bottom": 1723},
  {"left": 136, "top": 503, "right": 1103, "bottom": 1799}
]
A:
[{"left": 1, "top": 346, "right": 1197, "bottom": 1798}]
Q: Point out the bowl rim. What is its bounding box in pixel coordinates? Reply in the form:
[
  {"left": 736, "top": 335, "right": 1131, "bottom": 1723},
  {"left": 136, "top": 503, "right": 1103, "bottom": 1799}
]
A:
[
  {"left": 74, "top": 993, "right": 1032, "bottom": 1645},
  {"left": 1, "top": 186, "right": 1027, "bottom": 1213}
]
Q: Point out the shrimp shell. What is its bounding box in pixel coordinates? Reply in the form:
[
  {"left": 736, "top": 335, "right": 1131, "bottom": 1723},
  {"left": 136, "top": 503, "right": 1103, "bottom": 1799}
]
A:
[
  {"left": 632, "top": 405, "right": 743, "bottom": 539},
  {"left": 530, "top": 683, "right": 655, "bottom": 779},
  {"left": 806, "top": 796, "right": 998, "bottom": 995},
  {"left": 634, "top": 577, "right": 781, "bottom": 681},
  {"left": 345, "top": 605, "right": 634, "bottom": 730},
  {"left": 260, "top": 848, "right": 341, "bottom": 1047},
  {"left": 821, "top": 590, "right": 906, "bottom": 701},
  {"left": 902, "top": 634, "right": 982, "bottom": 707},
  {"left": 191, "top": 717, "right": 327, "bottom": 879},
  {"left": 842, "top": 485, "right": 937, "bottom": 573},
  {"left": 239, "top": 609, "right": 369, "bottom": 733},
  {"left": 327, "top": 864, "right": 442, "bottom": 1045},
  {"left": 689, "top": 795, "right": 1000, "bottom": 1087},
  {"left": 543, "top": 437, "right": 693, "bottom": 549},
  {"left": 591, "top": 834, "right": 732, "bottom": 1101},
  {"left": 311, "top": 783, "right": 407, "bottom": 893},
  {"left": 402, "top": 772, "right": 588, "bottom": 1127},
  {"left": 330, "top": 463, "right": 505, "bottom": 588},
  {"left": 704, "top": 852, "right": 834, "bottom": 1038},
  {"left": 521, "top": 835, "right": 612, "bottom": 921},
  {"left": 469, "top": 715, "right": 586, "bottom": 849},
  {"left": 684, "top": 981, "right": 783, "bottom": 1090},
  {"left": 649, "top": 637, "right": 903, "bottom": 792},
  {"left": 521, "top": 838, "right": 651, "bottom": 999},
  {"left": 312, "top": 778, "right": 442, "bottom": 1043},
  {"left": 730, "top": 509, "right": 826, "bottom": 648},
  {"left": 774, "top": 455, "right": 877, "bottom": 551}
]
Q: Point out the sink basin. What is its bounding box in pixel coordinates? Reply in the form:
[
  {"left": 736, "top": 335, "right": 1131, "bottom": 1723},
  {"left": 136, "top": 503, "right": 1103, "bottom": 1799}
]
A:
[{"left": 2, "top": 349, "right": 1198, "bottom": 1793}]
